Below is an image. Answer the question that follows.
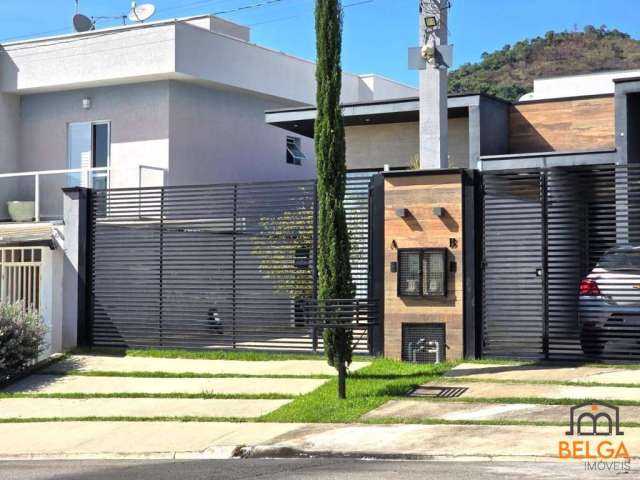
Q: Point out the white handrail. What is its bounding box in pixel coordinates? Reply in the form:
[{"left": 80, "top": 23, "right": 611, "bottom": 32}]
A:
[
  {"left": 1, "top": 166, "right": 166, "bottom": 222},
  {"left": 0, "top": 166, "right": 110, "bottom": 179},
  {"left": 1, "top": 167, "right": 112, "bottom": 222}
]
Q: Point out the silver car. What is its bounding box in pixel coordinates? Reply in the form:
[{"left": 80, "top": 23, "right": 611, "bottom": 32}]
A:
[{"left": 578, "top": 244, "right": 640, "bottom": 356}]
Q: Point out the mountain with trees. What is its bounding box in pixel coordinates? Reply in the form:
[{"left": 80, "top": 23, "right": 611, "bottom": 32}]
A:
[{"left": 449, "top": 25, "right": 640, "bottom": 102}]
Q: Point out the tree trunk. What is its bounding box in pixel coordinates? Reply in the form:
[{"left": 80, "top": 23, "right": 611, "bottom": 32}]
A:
[{"left": 315, "top": 0, "right": 353, "bottom": 399}]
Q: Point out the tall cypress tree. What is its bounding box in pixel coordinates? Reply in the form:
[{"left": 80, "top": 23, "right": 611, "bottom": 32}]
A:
[{"left": 315, "top": 0, "right": 353, "bottom": 399}]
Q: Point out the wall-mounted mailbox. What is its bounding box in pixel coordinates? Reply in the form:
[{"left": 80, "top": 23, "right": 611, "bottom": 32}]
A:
[
  {"left": 390, "top": 261, "right": 398, "bottom": 273},
  {"left": 397, "top": 248, "right": 448, "bottom": 297}
]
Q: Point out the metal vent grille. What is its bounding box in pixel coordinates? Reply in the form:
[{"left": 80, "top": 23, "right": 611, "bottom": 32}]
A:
[{"left": 402, "top": 323, "right": 446, "bottom": 363}]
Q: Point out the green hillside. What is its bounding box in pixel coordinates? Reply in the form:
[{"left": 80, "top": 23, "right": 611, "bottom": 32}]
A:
[{"left": 449, "top": 26, "right": 640, "bottom": 102}]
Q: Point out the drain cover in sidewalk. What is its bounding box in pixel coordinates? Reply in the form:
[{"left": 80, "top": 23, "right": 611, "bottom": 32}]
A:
[{"left": 409, "top": 385, "right": 469, "bottom": 398}]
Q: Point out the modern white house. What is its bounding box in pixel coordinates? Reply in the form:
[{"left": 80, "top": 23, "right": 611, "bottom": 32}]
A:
[
  {"left": 0, "top": 14, "right": 416, "bottom": 219},
  {"left": 0, "top": 14, "right": 416, "bottom": 354}
]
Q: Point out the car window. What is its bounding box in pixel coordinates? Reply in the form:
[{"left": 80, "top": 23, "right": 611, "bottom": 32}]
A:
[{"left": 598, "top": 250, "right": 640, "bottom": 270}]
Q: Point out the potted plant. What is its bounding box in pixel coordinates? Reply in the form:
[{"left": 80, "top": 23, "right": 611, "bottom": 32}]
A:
[{"left": 7, "top": 201, "right": 35, "bottom": 222}]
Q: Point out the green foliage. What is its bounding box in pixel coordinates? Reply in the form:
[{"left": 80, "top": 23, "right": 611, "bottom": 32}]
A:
[
  {"left": 0, "top": 302, "right": 47, "bottom": 378},
  {"left": 261, "top": 358, "right": 450, "bottom": 423},
  {"left": 253, "top": 207, "right": 314, "bottom": 299},
  {"left": 449, "top": 25, "right": 640, "bottom": 102},
  {"left": 315, "top": 0, "right": 354, "bottom": 370}
]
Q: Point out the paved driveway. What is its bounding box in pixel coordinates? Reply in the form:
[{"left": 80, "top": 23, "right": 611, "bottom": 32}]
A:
[
  {"left": 0, "top": 354, "right": 369, "bottom": 420},
  {"left": 366, "top": 362, "right": 640, "bottom": 423}
]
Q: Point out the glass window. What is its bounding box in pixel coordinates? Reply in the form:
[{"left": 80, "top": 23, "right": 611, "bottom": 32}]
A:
[
  {"left": 398, "top": 251, "right": 422, "bottom": 296},
  {"left": 423, "top": 250, "right": 446, "bottom": 296},
  {"left": 286, "top": 136, "right": 306, "bottom": 166},
  {"left": 67, "top": 121, "right": 110, "bottom": 188},
  {"left": 398, "top": 249, "right": 448, "bottom": 297},
  {"left": 599, "top": 248, "right": 640, "bottom": 270}
]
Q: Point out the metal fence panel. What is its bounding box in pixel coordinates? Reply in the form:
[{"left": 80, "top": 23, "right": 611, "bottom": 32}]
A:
[
  {"left": 89, "top": 176, "right": 375, "bottom": 352},
  {"left": 482, "top": 164, "right": 640, "bottom": 362}
]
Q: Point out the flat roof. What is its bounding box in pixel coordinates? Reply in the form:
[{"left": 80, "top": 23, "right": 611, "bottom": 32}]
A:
[
  {"left": 0, "top": 14, "right": 215, "bottom": 46},
  {"left": 265, "top": 93, "right": 495, "bottom": 137}
]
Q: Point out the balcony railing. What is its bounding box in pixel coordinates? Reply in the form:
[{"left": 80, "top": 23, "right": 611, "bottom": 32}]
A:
[{"left": 0, "top": 165, "right": 167, "bottom": 223}]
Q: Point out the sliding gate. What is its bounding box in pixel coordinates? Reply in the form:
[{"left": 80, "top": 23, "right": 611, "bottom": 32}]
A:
[
  {"left": 88, "top": 176, "right": 377, "bottom": 352},
  {"left": 481, "top": 164, "right": 640, "bottom": 361}
]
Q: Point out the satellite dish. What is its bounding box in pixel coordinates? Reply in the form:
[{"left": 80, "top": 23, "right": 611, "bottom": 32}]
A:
[
  {"left": 128, "top": 3, "right": 156, "bottom": 22},
  {"left": 73, "top": 13, "right": 95, "bottom": 32}
]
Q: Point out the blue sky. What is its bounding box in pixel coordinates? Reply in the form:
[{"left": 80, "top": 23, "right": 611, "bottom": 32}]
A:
[{"left": 1, "top": 0, "right": 639, "bottom": 87}]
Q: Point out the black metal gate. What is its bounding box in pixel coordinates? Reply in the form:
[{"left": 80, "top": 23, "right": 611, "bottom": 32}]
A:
[
  {"left": 481, "top": 164, "right": 640, "bottom": 361},
  {"left": 88, "top": 176, "right": 377, "bottom": 352},
  {"left": 481, "top": 171, "right": 546, "bottom": 358}
]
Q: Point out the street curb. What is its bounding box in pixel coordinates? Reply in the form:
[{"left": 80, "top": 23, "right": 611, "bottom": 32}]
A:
[
  {"left": 3, "top": 446, "right": 638, "bottom": 462},
  {"left": 236, "top": 445, "right": 573, "bottom": 463},
  {"left": 0, "top": 446, "right": 243, "bottom": 461}
]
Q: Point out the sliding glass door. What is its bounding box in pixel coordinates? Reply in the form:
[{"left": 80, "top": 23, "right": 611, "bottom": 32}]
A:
[{"left": 67, "top": 121, "right": 111, "bottom": 188}]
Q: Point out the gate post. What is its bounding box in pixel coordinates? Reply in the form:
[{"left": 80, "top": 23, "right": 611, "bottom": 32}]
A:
[
  {"left": 62, "top": 187, "right": 91, "bottom": 349},
  {"left": 462, "top": 170, "right": 482, "bottom": 359},
  {"left": 368, "top": 173, "right": 385, "bottom": 356}
]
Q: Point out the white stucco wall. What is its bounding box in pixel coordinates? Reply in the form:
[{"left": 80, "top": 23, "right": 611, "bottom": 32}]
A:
[
  {"left": 345, "top": 117, "right": 469, "bottom": 170},
  {"left": 18, "top": 81, "right": 170, "bottom": 216},
  {"left": 0, "top": 25, "right": 176, "bottom": 94},
  {"left": 168, "top": 81, "right": 315, "bottom": 185},
  {"left": 0, "top": 93, "right": 19, "bottom": 172},
  {"left": 2, "top": 18, "right": 415, "bottom": 105},
  {"left": 520, "top": 69, "right": 640, "bottom": 101},
  {"left": 358, "top": 75, "right": 418, "bottom": 101},
  {"left": 0, "top": 92, "right": 23, "bottom": 218},
  {"left": 17, "top": 78, "right": 316, "bottom": 205}
]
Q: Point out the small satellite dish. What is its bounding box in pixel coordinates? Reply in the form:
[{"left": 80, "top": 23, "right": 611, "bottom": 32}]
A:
[
  {"left": 73, "top": 13, "right": 95, "bottom": 32},
  {"left": 128, "top": 3, "right": 156, "bottom": 22}
]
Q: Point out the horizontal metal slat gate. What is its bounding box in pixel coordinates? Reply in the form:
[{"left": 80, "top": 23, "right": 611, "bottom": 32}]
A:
[
  {"left": 482, "top": 164, "right": 640, "bottom": 362},
  {"left": 88, "top": 177, "right": 375, "bottom": 352},
  {"left": 481, "top": 171, "right": 546, "bottom": 359}
]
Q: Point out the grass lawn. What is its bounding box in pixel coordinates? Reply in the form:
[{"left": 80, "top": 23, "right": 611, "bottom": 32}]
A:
[{"left": 260, "top": 358, "right": 451, "bottom": 423}]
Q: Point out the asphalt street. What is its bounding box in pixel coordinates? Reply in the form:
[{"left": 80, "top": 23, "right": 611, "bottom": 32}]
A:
[{"left": 0, "top": 458, "right": 628, "bottom": 480}]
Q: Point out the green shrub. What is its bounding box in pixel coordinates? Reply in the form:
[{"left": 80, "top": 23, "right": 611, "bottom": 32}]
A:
[{"left": 0, "top": 302, "right": 47, "bottom": 377}]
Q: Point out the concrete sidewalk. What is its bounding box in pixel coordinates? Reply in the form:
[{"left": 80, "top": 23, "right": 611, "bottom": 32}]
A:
[
  {"left": 0, "top": 398, "right": 289, "bottom": 419},
  {"left": 0, "top": 421, "right": 637, "bottom": 461},
  {"left": 414, "top": 381, "right": 640, "bottom": 402},
  {"left": 48, "top": 355, "right": 369, "bottom": 376},
  {"left": 364, "top": 399, "right": 640, "bottom": 422},
  {"left": 447, "top": 363, "right": 640, "bottom": 385},
  {"left": 4, "top": 374, "right": 324, "bottom": 396}
]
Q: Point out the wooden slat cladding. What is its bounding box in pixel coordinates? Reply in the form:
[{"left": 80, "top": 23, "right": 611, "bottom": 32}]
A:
[
  {"left": 383, "top": 173, "right": 464, "bottom": 361},
  {"left": 509, "top": 96, "right": 615, "bottom": 154}
]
